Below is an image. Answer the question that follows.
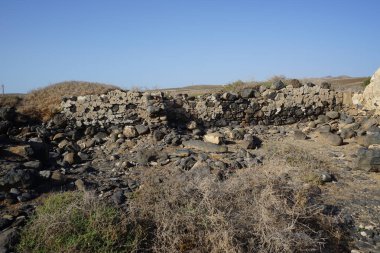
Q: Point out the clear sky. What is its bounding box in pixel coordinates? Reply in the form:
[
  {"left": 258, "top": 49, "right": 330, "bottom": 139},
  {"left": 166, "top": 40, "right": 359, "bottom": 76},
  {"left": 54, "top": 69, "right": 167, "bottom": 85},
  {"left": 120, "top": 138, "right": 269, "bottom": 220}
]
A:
[{"left": 1, "top": 0, "right": 379, "bottom": 93}]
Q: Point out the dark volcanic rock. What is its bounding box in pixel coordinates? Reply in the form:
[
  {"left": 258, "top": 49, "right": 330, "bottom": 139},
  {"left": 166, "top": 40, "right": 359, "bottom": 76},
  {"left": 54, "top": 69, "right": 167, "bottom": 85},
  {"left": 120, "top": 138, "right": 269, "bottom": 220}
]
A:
[
  {"left": 357, "top": 134, "right": 380, "bottom": 147},
  {"left": 357, "top": 148, "right": 380, "bottom": 172},
  {"left": 112, "top": 189, "right": 126, "bottom": 205},
  {"left": 289, "top": 79, "right": 302, "bottom": 88},
  {"left": 0, "top": 227, "right": 18, "bottom": 253},
  {"left": 0, "top": 121, "right": 11, "bottom": 135},
  {"left": 0, "top": 168, "right": 37, "bottom": 189},
  {"left": 326, "top": 111, "right": 339, "bottom": 120},
  {"left": 320, "top": 82, "right": 331, "bottom": 89},
  {"left": 240, "top": 134, "right": 262, "bottom": 149},
  {"left": 135, "top": 125, "right": 150, "bottom": 135},
  {"left": 270, "top": 80, "right": 285, "bottom": 90},
  {"left": 135, "top": 149, "right": 157, "bottom": 165},
  {"left": 152, "top": 130, "right": 165, "bottom": 141},
  {"left": 239, "top": 89, "right": 255, "bottom": 99},
  {"left": 0, "top": 107, "right": 16, "bottom": 121}
]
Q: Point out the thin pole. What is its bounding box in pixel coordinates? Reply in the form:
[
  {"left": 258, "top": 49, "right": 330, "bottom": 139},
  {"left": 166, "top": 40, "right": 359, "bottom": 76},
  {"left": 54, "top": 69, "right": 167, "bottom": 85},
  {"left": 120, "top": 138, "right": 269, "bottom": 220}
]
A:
[{"left": 1, "top": 84, "right": 4, "bottom": 95}]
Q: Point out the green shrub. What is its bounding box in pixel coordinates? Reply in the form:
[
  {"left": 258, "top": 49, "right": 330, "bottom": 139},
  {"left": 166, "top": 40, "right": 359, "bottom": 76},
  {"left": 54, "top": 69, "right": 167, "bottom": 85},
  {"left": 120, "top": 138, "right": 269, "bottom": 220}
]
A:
[
  {"left": 17, "top": 191, "right": 143, "bottom": 253},
  {"left": 223, "top": 80, "right": 246, "bottom": 92},
  {"left": 363, "top": 77, "right": 371, "bottom": 86}
]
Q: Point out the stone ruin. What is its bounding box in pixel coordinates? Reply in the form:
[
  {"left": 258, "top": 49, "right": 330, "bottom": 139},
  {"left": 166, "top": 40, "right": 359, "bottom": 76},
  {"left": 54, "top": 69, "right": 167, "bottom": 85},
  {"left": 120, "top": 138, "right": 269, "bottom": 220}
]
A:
[{"left": 61, "top": 82, "right": 352, "bottom": 128}]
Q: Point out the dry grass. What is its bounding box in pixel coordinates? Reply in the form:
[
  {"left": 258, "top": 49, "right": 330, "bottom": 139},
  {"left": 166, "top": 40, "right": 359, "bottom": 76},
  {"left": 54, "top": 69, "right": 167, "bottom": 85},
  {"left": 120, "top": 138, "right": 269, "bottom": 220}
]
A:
[
  {"left": 129, "top": 162, "right": 342, "bottom": 252},
  {"left": 17, "top": 191, "right": 144, "bottom": 253},
  {"left": 0, "top": 94, "right": 23, "bottom": 108},
  {"left": 18, "top": 81, "right": 119, "bottom": 121},
  {"left": 223, "top": 80, "right": 261, "bottom": 92}
]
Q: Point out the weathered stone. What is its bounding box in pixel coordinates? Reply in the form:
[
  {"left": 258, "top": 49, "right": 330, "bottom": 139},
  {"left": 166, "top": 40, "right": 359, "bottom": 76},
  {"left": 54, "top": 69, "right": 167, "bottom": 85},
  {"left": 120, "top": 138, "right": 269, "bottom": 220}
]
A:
[
  {"left": 75, "top": 179, "right": 86, "bottom": 191},
  {"left": 135, "top": 125, "right": 150, "bottom": 135},
  {"left": 204, "top": 132, "right": 224, "bottom": 144},
  {"left": 174, "top": 149, "right": 192, "bottom": 157},
  {"left": 51, "top": 170, "right": 66, "bottom": 184},
  {"left": 357, "top": 148, "right": 380, "bottom": 172},
  {"left": 361, "top": 67, "right": 380, "bottom": 113},
  {"left": 135, "top": 149, "right": 157, "bottom": 164},
  {"left": 361, "top": 118, "right": 378, "bottom": 131},
  {"left": 0, "top": 121, "right": 11, "bottom": 135},
  {"left": 315, "top": 115, "right": 330, "bottom": 124},
  {"left": 241, "top": 134, "right": 262, "bottom": 149},
  {"left": 52, "top": 133, "right": 66, "bottom": 141},
  {"left": 152, "top": 130, "right": 165, "bottom": 141},
  {"left": 7, "top": 145, "right": 34, "bottom": 159},
  {"left": 112, "top": 189, "right": 126, "bottom": 205},
  {"left": 320, "top": 172, "right": 333, "bottom": 183},
  {"left": 178, "top": 157, "right": 197, "bottom": 170},
  {"left": 0, "top": 107, "right": 16, "bottom": 121},
  {"left": 270, "top": 80, "right": 285, "bottom": 90},
  {"left": 293, "top": 130, "right": 307, "bottom": 140},
  {"left": 58, "top": 139, "right": 70, "bottom": 149},
  {"left": 39, "top": 170, "right": 51, "bottom": 179},
  {"left": 239, "top": 88, "right": 255, "bottom": 98},
  {"left": 182, "top": 140, "right": 228, "bottom": 153},
  {"left": 340, "top": 129, "right": 356, "bottom": 139},
  {"left": 23, "top": 160, "right": 42, "bottom": 170},
  {"left": 318, "top": 132, "right": 343, "bottom": 146},
  {"left": 357, "top": 135, "right": 380, "bottom": 147},
  {"left": 317, "top": 125, "right": 331, "bottom": 133},
  {"left": 147, "top": 105, "right": 161, "bottom": 116},
  {"left": 63, "top": 152, "right": 80, "bottom": 165},
  {"left": 289, "top": 79, "right": 302, "bottom": 88},
  {"left": 186, "top": 121, "right": 198, "bottom": 130},
  {"left": 320, "top": 82, "right": 331, "bottom": 89},
  {"left": 0, "top": 227, "right": 18, "bottom": 253},
  {"left": 94, "top": 132, "right": 108, "bottom": 142},
  {"left": 0, "top": 168, "right": 37, "bottom": 189},
  {"left": 342, "top": 92, "right": 353, "bottom": 106},
  {"left": 221, "top": 92, "right": 238, "bottom": 101},
  {"left": 123, "top": 126, "right": 138, "bottom": 138},
  {"left": 326, "top": 111, "right": 339, "bottom": 119}
]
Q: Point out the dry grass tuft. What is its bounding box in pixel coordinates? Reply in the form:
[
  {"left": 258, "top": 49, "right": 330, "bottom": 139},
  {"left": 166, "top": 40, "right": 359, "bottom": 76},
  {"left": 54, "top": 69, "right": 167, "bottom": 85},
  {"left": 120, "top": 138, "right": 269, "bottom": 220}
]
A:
[
  {"left": 0, "top": 94, "right": 23, "bottom": 108},
  {"left": 18, "top": 81, "right": 119, "bottom": 121}
]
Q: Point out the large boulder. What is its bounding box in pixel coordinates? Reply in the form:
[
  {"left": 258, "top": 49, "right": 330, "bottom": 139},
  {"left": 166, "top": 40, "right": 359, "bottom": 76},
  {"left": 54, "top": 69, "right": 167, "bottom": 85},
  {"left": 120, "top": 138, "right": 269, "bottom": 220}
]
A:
[
  {"left": 270, "top": 80, "right": 285, "bottom": 90},
  {"left": 318, "top": 132, "right": 343, "bottom": 146},
  {"left": 357, "top": 148, "right": 380, "bottom": 172},
  {"left": 361, "top": 67, "right": 380, "bottom": 113}
]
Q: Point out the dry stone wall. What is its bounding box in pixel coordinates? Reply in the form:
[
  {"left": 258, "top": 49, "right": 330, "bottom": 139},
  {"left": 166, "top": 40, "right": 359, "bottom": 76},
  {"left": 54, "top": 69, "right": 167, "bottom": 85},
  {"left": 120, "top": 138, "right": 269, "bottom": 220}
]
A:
[{"left": 61, "top": 84, "right": 345, "bottom": 128}]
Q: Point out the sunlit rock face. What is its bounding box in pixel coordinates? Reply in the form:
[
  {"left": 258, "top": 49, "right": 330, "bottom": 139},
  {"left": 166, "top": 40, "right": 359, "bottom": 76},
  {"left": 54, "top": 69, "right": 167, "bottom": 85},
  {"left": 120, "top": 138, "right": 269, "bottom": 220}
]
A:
[{"left": 362, "top": 68, "right": 380, "bottom": 113}]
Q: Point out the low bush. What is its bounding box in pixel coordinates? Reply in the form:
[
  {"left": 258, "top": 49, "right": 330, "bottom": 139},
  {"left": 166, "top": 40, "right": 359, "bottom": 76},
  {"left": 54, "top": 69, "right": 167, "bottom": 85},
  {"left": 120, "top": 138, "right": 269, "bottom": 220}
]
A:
[
  {"left": 223, "top": 80, "right": 247, "bottom": 92},
  {"left": 363, "top": 77, "right": 371, "bottom": 87},
  {"left": 17, "top": 191, "right": 143, "bottom": 253}
]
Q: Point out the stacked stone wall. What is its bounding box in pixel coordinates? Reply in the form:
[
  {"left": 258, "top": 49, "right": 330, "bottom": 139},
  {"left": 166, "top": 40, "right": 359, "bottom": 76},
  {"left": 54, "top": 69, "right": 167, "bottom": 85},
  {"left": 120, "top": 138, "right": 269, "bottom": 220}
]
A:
[{"left": 61, "top": 85, "right": 346, "bottom": 128}]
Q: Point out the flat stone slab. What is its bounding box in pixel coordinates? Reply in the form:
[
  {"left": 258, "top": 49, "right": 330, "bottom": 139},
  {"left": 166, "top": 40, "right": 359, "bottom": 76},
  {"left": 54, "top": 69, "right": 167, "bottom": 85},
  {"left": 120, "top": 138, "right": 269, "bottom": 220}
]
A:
[{"left": 182, "top": 140, "right": 228, "bottom": 153}]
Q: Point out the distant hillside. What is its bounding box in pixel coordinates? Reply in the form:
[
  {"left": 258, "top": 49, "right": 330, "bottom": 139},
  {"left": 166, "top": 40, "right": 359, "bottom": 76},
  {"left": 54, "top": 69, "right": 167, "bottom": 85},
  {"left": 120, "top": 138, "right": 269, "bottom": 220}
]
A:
[{"left": 158, "top": 76, "right": 368, "bottom": 96}]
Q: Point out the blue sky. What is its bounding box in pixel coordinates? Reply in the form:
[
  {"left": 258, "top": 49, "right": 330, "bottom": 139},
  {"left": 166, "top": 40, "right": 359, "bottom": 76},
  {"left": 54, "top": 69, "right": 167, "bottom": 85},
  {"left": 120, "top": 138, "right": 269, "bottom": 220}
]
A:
[{"left": 1, "top": 0, "right": 379, "bottom": 93}]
